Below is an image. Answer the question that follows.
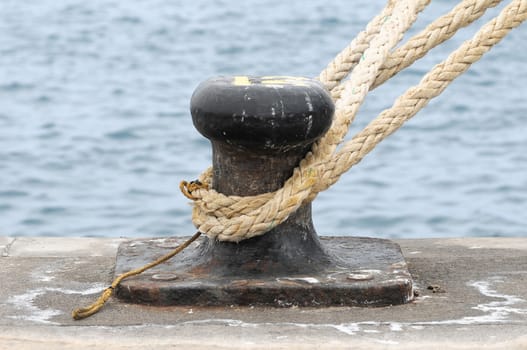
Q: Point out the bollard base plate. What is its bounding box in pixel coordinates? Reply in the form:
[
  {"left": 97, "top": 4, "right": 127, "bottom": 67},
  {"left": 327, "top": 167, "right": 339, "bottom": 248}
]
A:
[{"left": 114, "top": 236, "right": 414, "bottom": 307}]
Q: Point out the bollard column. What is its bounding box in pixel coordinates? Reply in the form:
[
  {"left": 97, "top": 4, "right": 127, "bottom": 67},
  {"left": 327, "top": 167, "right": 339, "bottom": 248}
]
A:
[
  {"left": 189, "top": 76, "right": 334, "bottom": 276},
  {"left": 114, "top": 76, "right": 414, "bottom": 307}
]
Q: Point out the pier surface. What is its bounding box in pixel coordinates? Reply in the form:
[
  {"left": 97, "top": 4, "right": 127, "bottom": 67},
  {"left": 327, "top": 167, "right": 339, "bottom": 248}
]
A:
[{"left": 1, "top": 236, "right": 526, "bottom": 349}]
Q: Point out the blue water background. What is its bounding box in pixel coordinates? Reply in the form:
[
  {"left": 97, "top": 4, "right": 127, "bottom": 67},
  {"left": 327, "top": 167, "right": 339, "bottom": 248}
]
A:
[{"left": 0, "top": 1, "right": 526, "bottom": 238}]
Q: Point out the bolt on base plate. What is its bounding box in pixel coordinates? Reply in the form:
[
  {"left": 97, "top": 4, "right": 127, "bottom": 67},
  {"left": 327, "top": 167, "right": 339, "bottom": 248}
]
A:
[{"left": 114, "top": 236, "right": 414, "bottom": 307}]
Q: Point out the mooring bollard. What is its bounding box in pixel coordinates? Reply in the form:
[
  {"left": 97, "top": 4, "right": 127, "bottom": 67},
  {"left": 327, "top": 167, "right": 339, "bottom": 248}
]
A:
[
  {"left": 114, "top": 76, "right": 414, "bottom": 307},
  {"left": 190, "top": 76, "right": 335, "bottom": 275}
]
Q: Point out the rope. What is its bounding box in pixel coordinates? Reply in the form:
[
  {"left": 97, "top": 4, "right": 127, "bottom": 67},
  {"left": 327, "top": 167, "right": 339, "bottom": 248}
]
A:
[
  {"left": 317, "top": 0, "right": 527, "bottom": 193},
  {"left": 72, "top": 231, "right": 201, "bottom": 320},
  {"left": 318, "top": 0, "right": 431, "bottom": 95},
  {"left": 330, "top": 0, "right": 503, "bottom": 100},
  {"left": 371, "top": 0, "right": 503, "bottom": 89},
  {"left": 183, "top": 0, "right": 526, "bottom": 242}
]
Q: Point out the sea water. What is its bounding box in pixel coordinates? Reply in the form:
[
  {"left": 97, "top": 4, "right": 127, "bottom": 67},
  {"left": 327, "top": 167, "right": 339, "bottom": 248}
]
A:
[{"left": 0, "top": 0, "right": 526, "bottom": 238}]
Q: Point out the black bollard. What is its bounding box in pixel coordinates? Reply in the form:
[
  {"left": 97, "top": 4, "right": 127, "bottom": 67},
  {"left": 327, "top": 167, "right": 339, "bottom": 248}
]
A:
[
  {"left": 114, "top": 76, "right": 414, "bottom": 307},
  {"left": 190, "top": 76, "right": 334, "bottom": 276}
]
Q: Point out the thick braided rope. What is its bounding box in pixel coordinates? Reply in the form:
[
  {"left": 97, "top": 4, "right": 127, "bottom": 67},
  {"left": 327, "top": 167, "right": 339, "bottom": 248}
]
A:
[
  {"left": 314, "top": 0, "right": 527, "bottom": 194},
  {"left": 308, "top": 0, "right": 505, "bottom": 198},
  {"left": 372, "top": 0, "right": 503, "bottom": 89},
  {"left": 331, "top": 0, "right": 503, "bottom": 100},
  {"left": 190, "top": 0, "right": 421, "bottom": 241},
  {"left": 185, "top": 0, "right": 526, "bottom": 242},
  {"left": 318, "top": 0, "right": 431, "bottom": 97}
]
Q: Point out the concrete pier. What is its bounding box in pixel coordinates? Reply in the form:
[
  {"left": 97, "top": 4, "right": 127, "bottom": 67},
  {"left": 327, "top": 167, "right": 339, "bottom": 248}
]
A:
[{"left": 1, "top": 236, "right": 526, "bottom": 349}]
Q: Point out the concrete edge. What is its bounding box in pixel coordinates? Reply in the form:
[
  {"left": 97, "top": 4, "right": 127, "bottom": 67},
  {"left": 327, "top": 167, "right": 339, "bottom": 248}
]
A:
[{"left": 1, "top": 237, "right": 125, "bottom": 257}]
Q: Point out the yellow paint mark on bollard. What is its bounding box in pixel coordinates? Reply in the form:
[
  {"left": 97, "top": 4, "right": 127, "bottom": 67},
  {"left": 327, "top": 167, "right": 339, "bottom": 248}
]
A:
[{"left": 233, "top": 76, "right": 251, "bottom": 86}]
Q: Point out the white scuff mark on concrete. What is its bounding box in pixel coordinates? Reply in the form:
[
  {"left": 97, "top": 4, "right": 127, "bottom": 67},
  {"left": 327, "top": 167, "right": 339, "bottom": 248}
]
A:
[
  {"left": 470, "top": 279, "right": 527, "bottom": 319},
  {"left": 185, "top": 319, "right": 256, "bottom": 328},
  {"left": 417, "top": 278, "right": 527, "bottom": 326},
  {"left": 375, "top": 339, "right": 399, "bottom": 345},
  {"left": 38, "top": 275, "right": 55, "bottom": 282},
  {"left": 391, "top": 278, "right": 526, "bottom": 329},
  {"left": 7, "top": 289, "right": 62, "bottom": 325},
  {"left": 48, "top": 284, "right": 107, "bottom": 295},
  {"left": 408, "top": 251, "right": 421, "bottom": 254},
  {"left": 6, "top": 284, "right": 106, "bottom": 325},
  {"left": 390, "top": 322, "right": 403, "bottom": 331},
  {"left": 332, "top": 323, "right": 360, "bottom": 335},
  {"left": 363, "top": 329, "right": 380, "bottom": 333},
  {"left": 149, "top": 238, "right": 168, "bottom": 244},
  {"left": 31, "top": 267, "right": 57, "bottom": 283}
]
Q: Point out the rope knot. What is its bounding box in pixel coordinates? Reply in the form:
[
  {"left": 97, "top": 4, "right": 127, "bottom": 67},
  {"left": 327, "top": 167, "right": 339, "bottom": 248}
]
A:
[{"left": 180, "top": 180, "right": 209, "bottom": 200}]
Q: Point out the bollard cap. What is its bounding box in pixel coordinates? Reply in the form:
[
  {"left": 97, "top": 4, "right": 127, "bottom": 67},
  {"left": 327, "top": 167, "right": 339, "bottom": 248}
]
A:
[{"left": 191, "top": 76, "right": 334, "bottom": 152}]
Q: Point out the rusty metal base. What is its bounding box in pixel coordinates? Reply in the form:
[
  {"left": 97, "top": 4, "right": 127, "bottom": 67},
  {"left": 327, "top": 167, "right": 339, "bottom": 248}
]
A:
[{"left": 114, "top": 236, "right": 413, "bottom": 307}]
